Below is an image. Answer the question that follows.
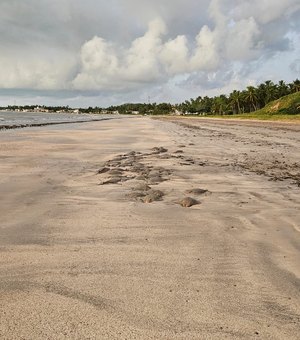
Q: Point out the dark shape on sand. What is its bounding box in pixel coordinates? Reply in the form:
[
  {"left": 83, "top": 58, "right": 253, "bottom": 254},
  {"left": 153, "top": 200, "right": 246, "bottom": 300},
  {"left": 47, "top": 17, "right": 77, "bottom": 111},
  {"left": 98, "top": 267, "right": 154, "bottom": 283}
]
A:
[
  {"left": 149, "top": 170, "right": 160, "bottom": 177},
  {"left": 99, "top": 177, "right": 122, "bottom": 185},
  {"left": 108, "top": 169, "right": 123, "bottom": 175},
  {"left": 132, "top": 164, "right": 145, "bottom": 172},
  {"left": 143, "top": 196, "right": 155, "bottom": 203},
  {"left": 135, "top": 175, "right": 146, "bottom": 181},
  {"left": 159, "top": 168, "right": 172, "bottom": 176},
  {"left": 107, "top": 161, "right": 122, "bottom": 167},
  {"left": 179, "top": 197, "right": 199, "bottom": 207},
  {"left": 151, "top": 147, "right": 168, "bottom": 154},
  {"left": 127, "top": 192, "right": 147, "bottom": 199},
  {"left": 148, "top": 189, "right": 164, "bottom": 199},
  {"left": 186, "top": 188, "right": 208, "bottom": 195},
  {"left": 143, "top": 190, "right": 164, "bottom": 203},
  {"left": 97, "top": 167, "right": 110, "bottom": 174},
  {"left": 112, "top": 156, "right": 125, "bottom": 162},
  {"left": 158, "top": 154, "right": 171, "bottom": 159},
  {"left": 148, "top": 176, "right": 165, "bottom": 184},
  {"left": 133, "top": 183, "right": 151, "bottom": 191},
  {"left": 122, "top": 161, "right": 133, "bottom": 167},
  {"left": 120, "top": 176, "right": 132, "bottom": 182}
]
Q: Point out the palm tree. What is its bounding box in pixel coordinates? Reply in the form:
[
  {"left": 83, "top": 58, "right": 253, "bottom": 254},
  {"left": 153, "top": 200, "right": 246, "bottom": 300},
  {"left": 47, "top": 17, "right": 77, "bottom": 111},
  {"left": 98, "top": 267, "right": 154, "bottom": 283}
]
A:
[
  {"left": 229, "top": 90, "right": 242, "bottom": 114},
  {"left": 245, "top": 86, "right": 258, "bottom": 112},
  {"left": 211, "top": 95, "right": 228, "bottom": 115},
  {"left": 202, "top": 96, "right": 213, "bottom": 114},
  {"left": 257, "top": 83, "right": 267, "bottom": 108},
  {"left": 264, "top": 80, "right": 276, "bottom": 104},
  {"left": 290, "top": 79, "right": 300, "bottom": 93},
  {"left": 277, "top": 80, "right": 289, "bottom": 98}
]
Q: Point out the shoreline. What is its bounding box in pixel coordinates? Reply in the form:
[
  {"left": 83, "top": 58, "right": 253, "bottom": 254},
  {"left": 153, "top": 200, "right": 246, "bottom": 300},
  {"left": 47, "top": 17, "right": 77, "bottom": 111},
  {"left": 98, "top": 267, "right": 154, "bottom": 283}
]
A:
[
  {"left": 0, "top": 116, "right": 117, "bottom": 131},
  {"left": 0, "top": 117, "right": 299, "bottom": 339},
  {"left": 2, "top": 113, "right": 300, "bottom": 132}
]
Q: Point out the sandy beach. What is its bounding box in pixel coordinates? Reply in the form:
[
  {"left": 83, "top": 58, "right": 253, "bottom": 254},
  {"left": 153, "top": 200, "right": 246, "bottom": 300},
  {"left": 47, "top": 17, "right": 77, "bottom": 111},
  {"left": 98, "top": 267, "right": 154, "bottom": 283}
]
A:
[{"left": 0, "top": 116, "right": 299, "bottom": 339}]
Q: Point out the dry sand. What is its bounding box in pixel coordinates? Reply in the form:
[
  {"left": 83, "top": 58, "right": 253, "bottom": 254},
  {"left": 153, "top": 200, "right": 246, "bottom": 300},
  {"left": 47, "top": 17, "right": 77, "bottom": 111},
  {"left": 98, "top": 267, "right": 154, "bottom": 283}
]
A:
[{"left": 0, "top": 116, "right": 299, "bottom": 339}]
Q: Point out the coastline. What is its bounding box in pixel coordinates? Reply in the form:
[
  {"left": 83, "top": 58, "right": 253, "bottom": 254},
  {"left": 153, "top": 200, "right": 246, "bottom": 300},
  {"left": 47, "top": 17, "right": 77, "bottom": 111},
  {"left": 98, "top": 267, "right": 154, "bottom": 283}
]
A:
[
  {"left": 0, "top": 112, "right": 120, "bottom": 131},
  {"left": 0, "top": 118, "right": 110, "bottom": 131},
  {"left": 0, "top": 117, "right": 299, "bottom": 339}
]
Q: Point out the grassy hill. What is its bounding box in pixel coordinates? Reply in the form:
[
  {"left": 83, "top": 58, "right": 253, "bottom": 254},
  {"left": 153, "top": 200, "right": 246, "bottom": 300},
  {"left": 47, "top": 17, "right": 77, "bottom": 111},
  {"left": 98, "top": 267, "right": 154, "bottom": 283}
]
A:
[
  {"left": 256, "top": 91, "right": 300, "bottom": 115},
  {"left": 214, "top": 92, "right": 300, "bottom": 121}
]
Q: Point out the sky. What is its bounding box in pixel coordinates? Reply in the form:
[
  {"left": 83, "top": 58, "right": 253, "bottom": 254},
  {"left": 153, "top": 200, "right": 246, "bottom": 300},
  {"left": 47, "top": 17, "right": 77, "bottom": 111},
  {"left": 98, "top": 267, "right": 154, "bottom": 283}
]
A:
[{"left": 0, "top": 0, "right": 299, "bottom": 107}]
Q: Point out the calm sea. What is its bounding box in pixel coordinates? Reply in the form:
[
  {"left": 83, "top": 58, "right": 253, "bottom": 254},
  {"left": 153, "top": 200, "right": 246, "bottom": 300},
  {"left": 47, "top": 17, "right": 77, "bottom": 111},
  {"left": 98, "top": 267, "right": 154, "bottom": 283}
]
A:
[{"left": 0, "top": 111, "right": 110, "bottom": 129}]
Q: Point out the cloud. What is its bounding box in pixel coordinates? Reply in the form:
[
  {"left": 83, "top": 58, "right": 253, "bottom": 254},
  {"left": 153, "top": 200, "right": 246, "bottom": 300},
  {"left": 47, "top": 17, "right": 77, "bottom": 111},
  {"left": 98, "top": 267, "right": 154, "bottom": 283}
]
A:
[
  {"left": 72, "top": 9, "right": 263, "bottom": 91},
  {"left": 230, "top": 0, "right": 300, "bottom": 24},
  {"left": 0, "top": 54, "right": 76, "bottom": 90},
  {"left": 290, "top": 59, "right": 300, "bottom": 73},
  {"left": 0, "top": 0, "right": 299, "bottom": 106}
]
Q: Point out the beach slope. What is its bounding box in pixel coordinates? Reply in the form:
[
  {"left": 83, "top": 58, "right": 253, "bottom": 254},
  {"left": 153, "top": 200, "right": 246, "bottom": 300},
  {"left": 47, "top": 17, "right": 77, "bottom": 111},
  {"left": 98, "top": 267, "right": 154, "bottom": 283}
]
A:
[{"left": 0, "top": 117, "right": 299, "bottom": 339}]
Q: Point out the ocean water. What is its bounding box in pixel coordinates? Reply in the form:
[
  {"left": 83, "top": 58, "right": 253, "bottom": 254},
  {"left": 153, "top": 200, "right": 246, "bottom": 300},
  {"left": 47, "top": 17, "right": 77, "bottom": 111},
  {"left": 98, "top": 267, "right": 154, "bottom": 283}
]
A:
[{"left": 0, "top": 111, "right": 110, "bottom": 129}]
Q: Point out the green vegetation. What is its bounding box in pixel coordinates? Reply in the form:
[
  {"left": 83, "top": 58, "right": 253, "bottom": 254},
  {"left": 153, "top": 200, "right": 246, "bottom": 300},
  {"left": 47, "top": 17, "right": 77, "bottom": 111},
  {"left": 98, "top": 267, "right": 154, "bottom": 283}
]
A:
[
  {"left": 1, "top": 79, "right": 300, "bottom": 121},
  {"left": 177, "top": 79, "right": 300, "bottom": 116},
  {"left": 255, "top": 91, "right": 300, "bottom": 115},
  {"left": 209, "top": 92, "right": 300, "bottom": 121},
  {"left": 106, "top": 102, "right": 174, "bottom": 115},
  {"left": 104, "top": 79, "right": 300, "bottom": 119}
]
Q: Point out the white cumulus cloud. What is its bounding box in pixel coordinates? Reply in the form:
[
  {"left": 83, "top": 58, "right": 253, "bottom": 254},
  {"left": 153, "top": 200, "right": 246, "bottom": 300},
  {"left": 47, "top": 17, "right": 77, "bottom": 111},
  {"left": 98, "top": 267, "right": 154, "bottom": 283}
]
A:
[{"left": 0, "top": 0, "right": 299, "bottom": 106}]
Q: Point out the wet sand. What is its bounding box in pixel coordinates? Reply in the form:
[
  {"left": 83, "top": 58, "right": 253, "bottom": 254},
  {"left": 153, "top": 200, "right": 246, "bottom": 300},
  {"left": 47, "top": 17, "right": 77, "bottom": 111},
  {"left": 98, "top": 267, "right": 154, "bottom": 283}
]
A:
[{"left": 0, "top": 117, "right": 299, "bottom": 339}]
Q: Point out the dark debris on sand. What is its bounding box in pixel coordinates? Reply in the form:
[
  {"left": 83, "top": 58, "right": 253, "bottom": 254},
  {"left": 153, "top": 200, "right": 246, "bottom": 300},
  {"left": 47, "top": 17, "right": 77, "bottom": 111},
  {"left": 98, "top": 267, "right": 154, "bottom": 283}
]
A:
[
  {"left": 178, "top": 197, "right": 200, "bottom": 208},
  {"left": 96, "top": 146, "right": 209, "bottom": 206},
  {"left": 186, "top": 188, "right": 209, "bottom": 195}
]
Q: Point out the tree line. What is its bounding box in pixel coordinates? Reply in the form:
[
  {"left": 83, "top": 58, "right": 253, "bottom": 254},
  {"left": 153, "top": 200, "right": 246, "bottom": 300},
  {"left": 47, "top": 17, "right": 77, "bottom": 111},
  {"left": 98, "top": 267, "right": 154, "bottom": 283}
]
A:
[
  {"left": 176, "top": 79, "right": 300, "bottom": 115},
  {"left": 1, "top": 79, "right": 299, "bottom": 116},
  {"left": 106, "top": 102, "right": 173, "bottom": 115},
  {"left": 105, "top": 79, "right": 300, "bottom": 115}
]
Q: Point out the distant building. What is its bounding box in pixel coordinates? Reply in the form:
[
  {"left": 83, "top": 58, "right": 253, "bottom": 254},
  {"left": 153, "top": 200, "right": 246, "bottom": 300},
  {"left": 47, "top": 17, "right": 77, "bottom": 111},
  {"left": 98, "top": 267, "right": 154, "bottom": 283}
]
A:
[
  {"left": 174, "top": 109, "right": 183, "bottom": 115},
  {"left": 34, "top": 106, "right": 49, "bottom": 113}
]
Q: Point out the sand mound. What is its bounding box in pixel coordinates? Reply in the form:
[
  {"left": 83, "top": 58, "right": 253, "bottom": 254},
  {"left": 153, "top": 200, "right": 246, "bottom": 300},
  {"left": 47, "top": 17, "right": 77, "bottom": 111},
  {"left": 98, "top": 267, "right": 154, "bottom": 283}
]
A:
[{"left": 179, "top": 197, "right": 199, "bottom": 207}]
